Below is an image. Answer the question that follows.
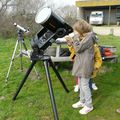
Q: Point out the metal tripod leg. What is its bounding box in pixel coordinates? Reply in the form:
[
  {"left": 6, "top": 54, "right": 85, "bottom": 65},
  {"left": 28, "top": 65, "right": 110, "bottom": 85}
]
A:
[
  {"left": 19, "top": 40, "right": 23, "bottom": 71},
  {"left": 49, "top": 59, "right": 69, "bottom": 93},
  {"left": 5, "top": 40, "right": 19, "bottom": 82},
  {"left": 22, "top": 42, "right": 40, "bottom": 79},
  {"left": 13, "top": 60, "right": 36, "bottom": 100},
  {"left": 44, "top": 60, "right": 59, "bottom": 120}
]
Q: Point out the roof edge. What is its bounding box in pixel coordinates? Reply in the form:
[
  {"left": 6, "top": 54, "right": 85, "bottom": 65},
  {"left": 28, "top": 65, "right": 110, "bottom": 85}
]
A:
[{"left": 76, "top": 0, "right": 120, "bottom": 7}]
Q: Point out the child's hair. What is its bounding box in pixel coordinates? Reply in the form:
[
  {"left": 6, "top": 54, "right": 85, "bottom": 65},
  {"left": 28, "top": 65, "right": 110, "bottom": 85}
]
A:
[{"left": 73, "top": 19, "right": 92, "bottom": 36}]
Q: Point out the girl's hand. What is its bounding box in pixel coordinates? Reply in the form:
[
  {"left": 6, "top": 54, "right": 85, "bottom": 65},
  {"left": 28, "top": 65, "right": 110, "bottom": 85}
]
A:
[
  {"left": 64, "top": 35, "right": 73, "bottom": 46},
  {"left": 67, "top": 41, "right": 73, "bottom": 46}
]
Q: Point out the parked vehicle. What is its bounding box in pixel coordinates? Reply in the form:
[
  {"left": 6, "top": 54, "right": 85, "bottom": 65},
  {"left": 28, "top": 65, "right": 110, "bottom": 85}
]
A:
[{"left": 89, "top": 11, "right": 104, "bottom": 25}]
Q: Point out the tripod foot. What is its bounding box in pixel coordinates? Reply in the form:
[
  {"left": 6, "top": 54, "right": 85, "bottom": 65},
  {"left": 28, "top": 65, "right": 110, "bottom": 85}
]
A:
[
  {"left": 5, "top": 77, "right": 8, "bottom": 82},
  {"left": 37, "top": 75, "right": 40, "bottom": 80},
  {"left": 20, "top": 68, "right": 23, "bottom": 72},
  {"left": 13, "top": 61, "right": 37, "bottom": 101}
]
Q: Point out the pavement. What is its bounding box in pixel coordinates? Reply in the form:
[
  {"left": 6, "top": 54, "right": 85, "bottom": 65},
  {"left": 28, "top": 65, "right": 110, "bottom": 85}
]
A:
[{"left": 93, "top": 26, "right": 120, "bottom": 36}]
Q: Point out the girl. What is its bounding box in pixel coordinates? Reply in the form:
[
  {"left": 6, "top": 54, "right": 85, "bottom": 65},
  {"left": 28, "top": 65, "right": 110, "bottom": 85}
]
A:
[
  {"left": 68, "top": 38, "right": 102, "bottom": 92},
  {"left": 66, "top": 19, "right": 95, "bottom": 114}
]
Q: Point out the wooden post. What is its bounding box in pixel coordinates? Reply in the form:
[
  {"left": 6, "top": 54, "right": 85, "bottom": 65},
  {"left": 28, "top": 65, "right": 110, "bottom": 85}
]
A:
[
  {"left": 77, "top": 7, "right": 84, "bottom": 20},
  {"left": 108, "top": 6, "right": 111, "bottom": 26}
]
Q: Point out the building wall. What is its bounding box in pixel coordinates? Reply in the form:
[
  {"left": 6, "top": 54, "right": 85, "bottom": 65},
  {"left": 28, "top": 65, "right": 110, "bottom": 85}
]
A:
[
  {"left": 76, "top": 0, "right": 120, "bottom": 25},
  {"left": 79, "top": 6, "right": 118, "bottom": 25}
]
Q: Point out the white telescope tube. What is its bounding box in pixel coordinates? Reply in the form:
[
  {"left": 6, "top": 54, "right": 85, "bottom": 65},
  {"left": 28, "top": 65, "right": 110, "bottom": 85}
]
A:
[{"left": 14, "top": 23, "right": 29, "bottom": 33}]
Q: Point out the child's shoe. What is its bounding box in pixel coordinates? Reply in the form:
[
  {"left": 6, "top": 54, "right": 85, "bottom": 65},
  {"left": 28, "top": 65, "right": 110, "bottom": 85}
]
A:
[
  {"left": 79, "top": 106, "right": 93, "bottom": 115},
  {"left": 72, "top": 101, "right": 85, "bottom": 108},
  {"left": 92, "top": 83, "right": 98, "bottom": 90},
  {"left": 116, "top": 108, "right": 120, "bottom": 114},
  {"left": 74, "top": 85, "right": 79, "bottom": 92}
]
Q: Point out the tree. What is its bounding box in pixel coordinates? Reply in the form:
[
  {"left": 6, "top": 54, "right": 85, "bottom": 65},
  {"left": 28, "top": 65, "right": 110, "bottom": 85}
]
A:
[
  {"left": 55, "top": 5, "right": 77, "bottom": 25},
  {"left": 0, "top": 0, "right": 77, "bottom": 38},
  {"left": 0, "top": 0, "right": 46, "bottom": 38},
  {"left": 0, "top": 0, "right": 12, "bottom": 15}
]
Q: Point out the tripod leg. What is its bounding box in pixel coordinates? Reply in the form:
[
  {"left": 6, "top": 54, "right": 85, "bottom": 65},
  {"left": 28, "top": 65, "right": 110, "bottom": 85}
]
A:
[
  {"left": 49, "top": 59, "right": 69, "bottom": 93},
  {"left": 23, "top": 42, "right": 40, "bottom": 79},
  {"left": 19, "top": 41, "right": 23, "bottom": 71},
  {"left": 33, "top": 66, "right": 40, "bottom": 79},
  {"left": 5, "top": 40, "right": 19, "bottom": 82},
  {"left": 13, "top": 61, "right": 36, "bottom": 101},
  {"left": 44, "top": 60, "right": 59, "bottom": 120},
  {"left": 22, "top": 41, "right": 28, "bottom": 51}
]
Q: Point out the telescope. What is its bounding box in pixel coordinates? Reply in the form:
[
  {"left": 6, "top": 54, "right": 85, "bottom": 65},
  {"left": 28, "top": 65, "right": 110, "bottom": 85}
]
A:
[
  {"left": 14, "top": 23, "right": 29, "bottom": 33},
  {"left": 31, "top": 7, "right": 73, "bottom": 58},
  {"left": 13, "top": 7, "right": 72, "bottom": 120}
]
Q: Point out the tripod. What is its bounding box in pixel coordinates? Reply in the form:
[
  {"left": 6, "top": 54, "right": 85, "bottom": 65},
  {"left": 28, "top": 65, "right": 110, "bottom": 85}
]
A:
[
  {"left": 12, "top": 53, "right": 69, "bottom": 120},
  {"left": 5, "top": 29, "right": 39, "bottom": 82}
]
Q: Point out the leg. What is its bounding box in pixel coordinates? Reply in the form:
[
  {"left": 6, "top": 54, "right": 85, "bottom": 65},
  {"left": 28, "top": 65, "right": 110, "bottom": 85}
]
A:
[
  {"left": 72, "top": 77, "right": 85, "bottom": 109},
  {"left": 44, "top": 60, "right": 59, "bottom": 120},
  {"left": 89, "top": 78, "right": 93, "bottom": 90},
  {"left": 13, "top": 60, "right": 36, "bottom": 100},
  {"left": 49, "top": 59, "right": 69, "bottom": 93},
  {"left": 6, "top": 40, "right": 19, "bottom": 81},
  {"left": 80, "top": 77, "right": 92, "bottom": 108},
  {"left": 78, "top": 77, "right": 85, "bottom": 103},
  {"left": 79, "top": 78, "right": 93, "bottom": 115},
  {"left": 91, "top": 78, "right": 98, "bottom": 90},
  {"left": 74, "top": 77, "right": 79, "bottom": 92}
]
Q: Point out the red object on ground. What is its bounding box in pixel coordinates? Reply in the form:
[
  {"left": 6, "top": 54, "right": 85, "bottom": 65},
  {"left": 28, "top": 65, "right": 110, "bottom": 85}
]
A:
[
  {"left": 104, "top": 52, "right": 112, "bottom": 56},
  {"left": 104, "top": 48, "right": 110, "bottom": 52}
]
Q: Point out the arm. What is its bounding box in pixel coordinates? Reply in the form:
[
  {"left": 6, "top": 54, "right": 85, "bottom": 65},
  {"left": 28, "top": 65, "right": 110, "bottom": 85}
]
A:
[
  {"left": 68, "top": 45, "right": 76, "bottom": 61},
  {"left": 94, "top": 44, "right": 102, "bottom": 69},
  {"left": 64, "top": 35, "right": 76, "bottom": 60},
  {"left": 68, "top": 45, "right": 74, "bottom": 53},
  {"left": 64, "top": 35, "right": 73, "bottom": 46}
]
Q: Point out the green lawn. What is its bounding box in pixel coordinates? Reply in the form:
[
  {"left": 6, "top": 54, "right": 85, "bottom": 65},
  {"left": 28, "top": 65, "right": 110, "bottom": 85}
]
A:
[{"left": 0, "top": 35, "right": 120, "bottom": 120}]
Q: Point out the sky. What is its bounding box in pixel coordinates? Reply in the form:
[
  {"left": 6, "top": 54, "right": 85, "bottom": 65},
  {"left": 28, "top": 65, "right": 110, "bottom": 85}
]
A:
[{"left": 52, "top": 0, "right": 76, "bottom": 6}]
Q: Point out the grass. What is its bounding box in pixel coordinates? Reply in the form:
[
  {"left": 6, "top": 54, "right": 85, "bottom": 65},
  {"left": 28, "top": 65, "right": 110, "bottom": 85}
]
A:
[{"left": 0, "top": 35, "right": 120, "bottom": 120}]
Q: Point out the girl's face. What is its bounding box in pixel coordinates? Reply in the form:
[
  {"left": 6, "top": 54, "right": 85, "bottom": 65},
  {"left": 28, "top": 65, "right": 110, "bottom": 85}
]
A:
[
  {"left": 74, "top": 30, "right": 84, "bottom": 38},
  {"left": 73, "top": 30, "right": 83, "bottom": 41}
]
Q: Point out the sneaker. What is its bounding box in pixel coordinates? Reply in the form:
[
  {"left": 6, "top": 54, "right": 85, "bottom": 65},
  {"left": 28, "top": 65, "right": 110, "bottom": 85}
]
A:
[
  {"left": 72, "top": 101, "right": 85, "bottom": 108},
  {"left": 79, "top": 106, "right": 93, "bottom": 115},
  {"left": 116, "top": 108, "right": 120, "bottom": 114},
  {"left": 74, "top": 85, "right": 79, "bottom": 92},
  {"left": 92, "top": 83, "right": 98, "bottom": 90}
]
